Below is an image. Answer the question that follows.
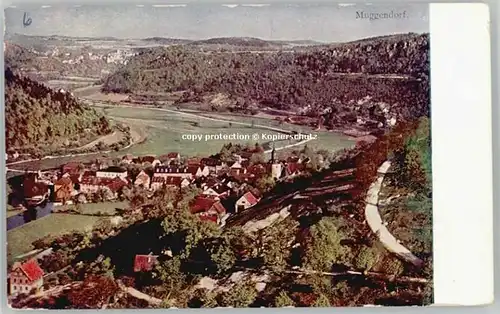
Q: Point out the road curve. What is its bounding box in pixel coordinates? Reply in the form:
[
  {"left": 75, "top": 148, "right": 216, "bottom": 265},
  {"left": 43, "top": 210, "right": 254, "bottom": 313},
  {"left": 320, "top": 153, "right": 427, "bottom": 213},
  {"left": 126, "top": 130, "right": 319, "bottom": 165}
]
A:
[{"left": 364, "top": 161, "right": 424, "bottom": 267}]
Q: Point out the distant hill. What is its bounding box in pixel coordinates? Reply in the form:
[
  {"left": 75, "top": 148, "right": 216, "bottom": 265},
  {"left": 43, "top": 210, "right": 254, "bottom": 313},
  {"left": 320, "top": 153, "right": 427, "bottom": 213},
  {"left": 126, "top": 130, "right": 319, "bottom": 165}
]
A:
[
  {"left": 5, "top": 69, "right": 112, "bottom": 155},
  {"left": 103, "top": 33, "right": 429, "bottom": 124},
  {"left": 143, "top": 37, "right": 193, "bottom": 45},
  {"left": 190, "top": 37, "right": 280, "bottom": 47},
  {"left": 189, "top": 37, "right": 322, "bottom": 48}
]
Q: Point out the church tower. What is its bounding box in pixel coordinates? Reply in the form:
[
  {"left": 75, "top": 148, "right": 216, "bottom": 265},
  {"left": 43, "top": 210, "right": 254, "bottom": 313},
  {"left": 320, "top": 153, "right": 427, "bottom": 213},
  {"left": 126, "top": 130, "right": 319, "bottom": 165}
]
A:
[
  {"left": 270, "top": 142, "right": 276, "bottom": 163},
  {"left": 270, "top": 142, "right": 282, "bottom": 179}
]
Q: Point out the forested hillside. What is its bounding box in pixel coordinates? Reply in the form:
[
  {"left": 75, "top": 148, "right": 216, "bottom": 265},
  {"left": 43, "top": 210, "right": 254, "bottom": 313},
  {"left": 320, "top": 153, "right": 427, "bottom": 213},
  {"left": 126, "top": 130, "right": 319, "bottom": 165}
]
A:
[
  {"left": 103, "top": 33, "right": 429, "bottom": 124},
  {"left": 5, "top": 68, "right": 112, "bottom": 155}
]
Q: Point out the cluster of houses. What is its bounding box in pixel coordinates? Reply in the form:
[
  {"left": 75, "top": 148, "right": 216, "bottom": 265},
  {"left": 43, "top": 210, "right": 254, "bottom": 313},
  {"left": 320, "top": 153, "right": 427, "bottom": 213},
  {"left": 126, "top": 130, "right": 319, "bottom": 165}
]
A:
[
  {"left": 19, "top": 149, "right": 312, "bottom": 224},
  {"left": 9, "top": 149, "right": 319, "bottom": 296}
]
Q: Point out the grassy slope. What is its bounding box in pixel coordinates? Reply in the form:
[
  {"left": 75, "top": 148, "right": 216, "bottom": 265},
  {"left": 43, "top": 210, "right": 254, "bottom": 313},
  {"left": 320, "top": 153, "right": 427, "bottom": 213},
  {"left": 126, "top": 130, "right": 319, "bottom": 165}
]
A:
[{"left": 7, "top": 214, "right": 104, "bottom": 264}]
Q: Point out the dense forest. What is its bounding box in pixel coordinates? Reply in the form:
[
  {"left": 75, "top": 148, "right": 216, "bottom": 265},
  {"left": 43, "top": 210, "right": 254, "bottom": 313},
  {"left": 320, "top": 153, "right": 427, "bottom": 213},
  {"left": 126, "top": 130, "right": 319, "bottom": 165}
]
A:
[
  {"left": 103, "top": 33, "right": 429, "bottom": 126},
  {"left": 5, "top": 68, "right": 112, "bottom": 155}
]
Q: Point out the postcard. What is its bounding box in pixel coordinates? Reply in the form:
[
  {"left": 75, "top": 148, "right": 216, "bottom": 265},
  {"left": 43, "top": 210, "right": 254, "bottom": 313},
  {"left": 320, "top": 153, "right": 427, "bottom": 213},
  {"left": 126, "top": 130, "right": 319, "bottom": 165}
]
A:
[{"left": 2, "top": 1, "right": 492, "bottom": 309}]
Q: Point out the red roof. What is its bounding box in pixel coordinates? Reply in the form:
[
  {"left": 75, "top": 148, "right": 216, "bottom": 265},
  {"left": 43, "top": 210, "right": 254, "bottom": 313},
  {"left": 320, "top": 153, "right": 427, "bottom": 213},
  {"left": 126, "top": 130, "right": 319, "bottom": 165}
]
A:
[
  {"left": 233, "top": 173, "right": 256, "bottom": 183},
  {"left": 17, "top": 259, "right": 44, "bottom": 281},
  {"left": 165, "top": 176, "right": 183, "bottom": 186},
  {"left": 242, "top": 191, "right": 259, "bottom": 206},
  {"left": 201, "top": 158, "right": 221, "bottom": 167},
  {"left": 82, "top": 170, "right": 97, "bottom": 178},
  {"left": 80, "top": 175, "right": 101, "bottom": 186},
  {"left": 247, "top": 164, "right": 267, "bottom": 176},
  {"left": 62, "top": 162, "right": 80, "bottom": 172},
  {"left": 80, "top": 176, "right": 127, "bottom": 192},
  {"left": 212, "top": 184, "right": 230, "bottom": 195},
  {"left": 106, "top": 177, "right": 127, "bottom": 193},
  {"left": 24, "top": 181, "right": 49, "bottom": 198},
  {"left": 211, "top": 201, "right": 227, "bottom": 215},
  {"left": 167, "top": 152, "right": 180, "bottom": 158},
  {"left": 200, "top": 213, "right": 218, "bottom": 223},
  {"left": 133, "top": 255, "right": 158, "bottom": 272},
  {"left": 54, "top": 177, "right": 72, "bottom": 186},
  {"left": 190, "top": 197, "right": 216, "bottom": 214},
  {"left": 286, "top": 162, "right": 303, "bottom": 174},
  {"left": 141, "top": 156, "right": 157, "bottom": 163},
  {"left": 187, "top": 157, "right": 201, "bottom": 166},
  {"left": 187, "top": 165, "right": 200, "bottom": 175},
  {"left": 69, "top": 174, "right": 81, "bottom": 184}
]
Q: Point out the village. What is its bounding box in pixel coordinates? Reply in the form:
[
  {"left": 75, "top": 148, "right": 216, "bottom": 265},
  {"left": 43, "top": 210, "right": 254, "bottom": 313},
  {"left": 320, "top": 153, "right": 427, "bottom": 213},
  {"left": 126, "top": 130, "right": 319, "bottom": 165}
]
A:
[
  {"left": 7, "top": 142, "right": 326, "bottom": 297},
  {"left": 17, "top": 146, "right": 313, "bottom": 220},
  {"left": 3, "top": 4, "right": 435, "bottom": 306}
]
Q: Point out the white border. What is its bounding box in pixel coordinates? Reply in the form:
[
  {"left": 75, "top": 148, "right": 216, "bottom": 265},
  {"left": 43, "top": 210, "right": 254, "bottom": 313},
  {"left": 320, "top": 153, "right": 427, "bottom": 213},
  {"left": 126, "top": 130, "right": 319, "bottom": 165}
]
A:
[{"left": 431, "top": 3, "right": 493, "bottom": 306}]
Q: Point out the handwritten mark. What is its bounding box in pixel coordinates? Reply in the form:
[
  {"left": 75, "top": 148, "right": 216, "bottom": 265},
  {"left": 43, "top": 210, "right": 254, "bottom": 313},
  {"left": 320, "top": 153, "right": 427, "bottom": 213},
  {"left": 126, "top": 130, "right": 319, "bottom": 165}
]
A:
[{"left": 23, "top": 12, "right": 32, "bottom": 27}]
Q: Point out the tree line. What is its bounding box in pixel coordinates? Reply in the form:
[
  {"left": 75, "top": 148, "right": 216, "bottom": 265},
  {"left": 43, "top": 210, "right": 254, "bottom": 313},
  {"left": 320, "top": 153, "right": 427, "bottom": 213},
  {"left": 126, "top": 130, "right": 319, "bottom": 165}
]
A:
[
  {"left": 5, "top": 68, "right": 112, "bottom": 155},
  {"left": 102, "top": 33, "right": 429, "bottom": 127}
]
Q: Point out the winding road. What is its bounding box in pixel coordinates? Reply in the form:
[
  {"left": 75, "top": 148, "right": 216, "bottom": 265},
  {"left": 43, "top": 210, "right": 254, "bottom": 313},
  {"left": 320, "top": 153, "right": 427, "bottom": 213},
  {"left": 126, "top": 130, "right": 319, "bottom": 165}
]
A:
[{"left": 364, "top": 161, "right": 424, "bottom": 267}]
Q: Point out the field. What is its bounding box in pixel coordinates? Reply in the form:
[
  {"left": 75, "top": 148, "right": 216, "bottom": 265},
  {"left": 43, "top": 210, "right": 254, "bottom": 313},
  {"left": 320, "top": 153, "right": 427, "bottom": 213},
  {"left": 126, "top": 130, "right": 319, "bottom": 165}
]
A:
[
  {"left": 7, "top": 213, "right": 104, "bottom": 264},
  {"left": 102, "top": 106, "right": 356, "bottom": 156},
  {"left": 6, "top": 105, "right": 355, "bottom": 173}
]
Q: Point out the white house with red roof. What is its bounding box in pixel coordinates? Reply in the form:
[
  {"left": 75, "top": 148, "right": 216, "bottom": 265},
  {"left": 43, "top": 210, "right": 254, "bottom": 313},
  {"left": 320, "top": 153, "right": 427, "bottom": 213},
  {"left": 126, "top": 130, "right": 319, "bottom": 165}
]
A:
[
  {"left": 235, "top": 191, "right": 260, "bottom": 213},
  {"left": 134, "top": 170, "right": 151, "bottom": 189},
  {"left": 9, "top": 259, "right": 44, "bottom": 295},
  {"left": 189, "top": 197, "right": 228, "bottom": 224}
]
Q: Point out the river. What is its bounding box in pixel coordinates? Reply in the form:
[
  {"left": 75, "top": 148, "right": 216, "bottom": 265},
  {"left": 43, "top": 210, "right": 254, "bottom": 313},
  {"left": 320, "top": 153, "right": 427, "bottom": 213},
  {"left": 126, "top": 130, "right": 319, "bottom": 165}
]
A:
[{"left": 7, "top": 202, "right": 54, "bottom": 231}]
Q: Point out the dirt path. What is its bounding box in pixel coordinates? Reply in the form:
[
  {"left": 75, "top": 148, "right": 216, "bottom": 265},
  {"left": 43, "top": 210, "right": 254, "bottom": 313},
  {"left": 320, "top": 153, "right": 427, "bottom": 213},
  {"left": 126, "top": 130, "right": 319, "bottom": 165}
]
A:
[
  {"left": 117, "top": 281, "right": 162, "bottom": 306},
  {"left": 6, "top": 123, "right": 145, "bottom": 171},
  {"left": 364, "top": 161, "right": 424, "bottom": 267},
  {"left": 93, "top": 103, "right": 294, "bottom": 134},
  {"left": 98, "top": 103, "right": 314, "bottom": 153}
]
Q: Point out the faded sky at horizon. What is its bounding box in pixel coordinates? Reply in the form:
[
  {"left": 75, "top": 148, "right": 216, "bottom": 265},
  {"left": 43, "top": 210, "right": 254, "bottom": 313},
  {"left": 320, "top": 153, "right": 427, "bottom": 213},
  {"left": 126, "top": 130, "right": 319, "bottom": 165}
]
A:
[{"left": 4, "top": 4, "right": 429, "bottom": 42}]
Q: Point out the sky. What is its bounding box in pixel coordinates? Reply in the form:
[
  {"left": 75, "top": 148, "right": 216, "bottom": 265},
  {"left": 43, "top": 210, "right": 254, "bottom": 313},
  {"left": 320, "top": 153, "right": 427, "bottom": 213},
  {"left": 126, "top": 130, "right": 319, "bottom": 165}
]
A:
[{"left": 4, "top": 3, "right": 429, "bottom": 42}]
